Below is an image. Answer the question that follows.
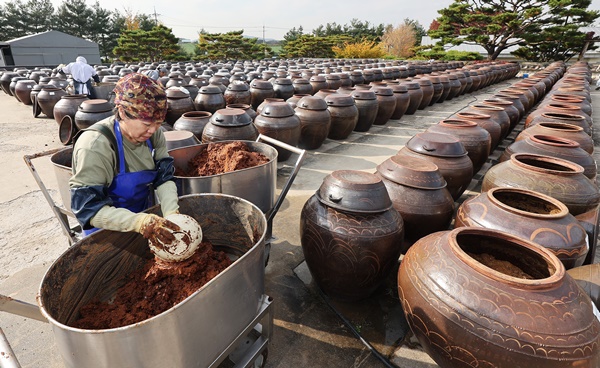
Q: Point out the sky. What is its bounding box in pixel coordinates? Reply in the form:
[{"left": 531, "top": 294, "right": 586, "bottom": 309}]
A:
[{"left": 40, "top": 0, "right": 600, "bottom": 41}]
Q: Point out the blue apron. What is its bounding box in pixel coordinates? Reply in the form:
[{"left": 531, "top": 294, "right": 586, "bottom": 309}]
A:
[{"left": 84, "top": 121, "right": 157, "bottom": 235}]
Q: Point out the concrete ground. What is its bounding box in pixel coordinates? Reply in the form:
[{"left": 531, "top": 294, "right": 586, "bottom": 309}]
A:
[{"left": 0, "top": 73, "right": 598, "bottom": 368}]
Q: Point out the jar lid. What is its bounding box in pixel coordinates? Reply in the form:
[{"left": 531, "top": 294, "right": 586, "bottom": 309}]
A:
[
  {"left": 166, "top": 86, "right": 191, "bottom": 98},
  {"left": 227, "top": 82, "right": 249, "bottom": 91},
  {"left": 351, "top": 90, "right": 376, "bottom": 100},
  {"left": 292, "top": 78, "right": 310, "bottom": 85},
  {"left": 417, "top": 78, "right": 433, "bottom": 86},
  {"left": 209, "top": 108, "right": 252, "bottom": 127},
  {"left": 325, "top": 94, "right": 355, "bottom": 107},
  {"left": 316, "top": 170, "right": 393, "bottom": 213},
  {"left": 78, "top": 99, "right": 113, "bottom": 113},
  {"left": 199, "top": 85, "right": 222, "bottom": 94},
  {"left": 373, "top": 86, "right": 394, "bottom": 96},
  {"left": 296, "top": 96, "right": 328, "bottom": 110},
  {"left": 310, "top": 75, "right": 326, "bottom": 82},
  {"left": 406, "top": 132, "right": 468, "bottom": 157},
  {"left": 390, "top": 84, "right": 408, "bottom": 93},
  {"left": 274, "top": 78, "right": 292, "bottom": 85},
  {"left": 377, "top": 155, "right": 447, "bottom": 189},
  {"left": 401, "top": 82, "right": 420, "bottom": 89},
  {"left": 260, "top": 101, "right": 295, "bottom": 117},
  {"left": 250, "top": 80, "right": 273, "bottom": 89}
]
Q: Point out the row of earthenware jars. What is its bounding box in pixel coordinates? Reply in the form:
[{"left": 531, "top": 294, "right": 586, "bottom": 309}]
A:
[
  {"left": 297, "top": 62, "right": 526, "bottom": 303},
  {"left": 297, "top": 61, "right": 528, "bottom": 302},
  {"left": 399, "top": 61, "right": 600, "bottom": 367}
]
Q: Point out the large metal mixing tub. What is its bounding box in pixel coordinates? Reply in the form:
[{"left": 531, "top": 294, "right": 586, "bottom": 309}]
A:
[
  {"left": 38, "top": 194, "right": 268, "bottom": 368},
  {"left": 170, "top": 139, "right": 276, "bottom": 213},
  {"left": 169, "top": 135, "right": 305, "bottom": 250}
]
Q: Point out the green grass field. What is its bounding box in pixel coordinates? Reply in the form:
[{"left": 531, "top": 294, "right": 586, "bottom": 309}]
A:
[
  {"left": 178, "top": 42, "right": 283, "bottom": 58},
  {"left": 179, "top": 42, "right": 197, "bottom": 55}
]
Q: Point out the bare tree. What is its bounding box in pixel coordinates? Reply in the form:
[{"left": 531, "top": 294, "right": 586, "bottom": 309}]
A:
[{"left": 381, "top": 24, "right": 417, "bottom": 58}]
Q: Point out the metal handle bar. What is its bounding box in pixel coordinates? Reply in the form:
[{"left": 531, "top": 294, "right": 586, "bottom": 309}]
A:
[{"left": 256, "top": 134, "right": 306, "bottom": 223}]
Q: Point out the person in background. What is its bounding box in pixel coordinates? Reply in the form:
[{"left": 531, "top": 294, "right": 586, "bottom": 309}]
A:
[
  {"left": 58, "top": 56, "right": 101, "bottom": 98},
  {"left": 142, "top": 68, "right": 168, "bottom": 81},
  {"left": 69, "top": 73, "right": 180, "bottom": 245}
]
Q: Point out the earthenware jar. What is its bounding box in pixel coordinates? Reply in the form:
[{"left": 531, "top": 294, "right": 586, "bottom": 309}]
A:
[
  {"left": 398, "top": 227, "right": 600, "bottom": 368},
  {"left": 9, "top": 77, "right": 27, "bottom": 100},
  {"left": 194, "top": 85, "right": 225, "bottom": 113},
  {"left": 351, "top": 89, "right": 378, "bottom": 132},
  {"left": 376, "top": 155, "right": 453, "bottom": 246},
  {"left": 455, "top": 187, "right": 589, "bottom": 268},
  {"left": 349, "top": 71, "right": 365, "bottom": 86},
  {"left": 389, "top": 85, "right": 410, "bottom": 120},
  {"left": 482, "top": 153, "right": 600, "bottom": 216},
  {"left": 273, "top": 78, "right": 294, "bottom": 100},
  {"left": 286, "top": 94, "right": 310, "bottom": 109},
  {"left": 426, "top": 119, "right": 491, "bottom": 174},
  {"left": 526, "top": 112, "right": 591, "bottom": 135},
  {"left": 30, "top": 84, "right": 43, "bottom": 113},
  {"left": 53, "top": 94, "right": 89, "bottom": 125},
  {"left": 256, "top": 98, "right": 284, "bottom": 115},
  {"left": 292, "top": 78, "right": 313, "bottom": 95},
  {"left": 0, "top": 72, "right": 19, "bottom": 95},
  {"left": 500, "top": 88, "right": 533, "bottom": 112},
  {"left": 314, "top": 89, "right": 339, "bottom": 100},
  {"left": 493, "top": 92, "right": 526, "bottom": 121},
  {"left": 201, "top": 108, "right": 257, "bottom": 143},
  {"left": 37, "top": 85, "right": 68, "bottom": 118},
  {"left": 515, "top": 122, "right": 593, "bottom": 154},
  {"left": 58, "top": 115, "right": 77, "bottom": 146},
  {"left": 548, "top": 93, "right": 592, "bottom": 116},
  {"left": 396, "top": 132, "right": 473, "bottom": 200},
  {"left": 74, "top": 99, "right": 113, "bottom": 130},
  {"left": 309, "top": 75, "right": 328, "bottom": 95},
  {"left": 249, "top": 79, "right": 275, "bottom": 109},
  {"left": 453, "top": 71, "right": 468, "bottom": 94},
  {"left": 295, "top": 96, "right": 331, "bottom": 150},
  {"left": 465, "top": 69, "right": 481, "bottom": 92},
  {"left": 225, "top": 103, "right": 256, "bottom": 121},
  {"left": 526, "top": 103, "right": 591, "bottom": 127},
  {"left": 372, "top": 86, "right": 396, "bottom": 125},
  {"left": 426, "top": 76, "right": 444, "bottom": 105},
  {"left": 500, "top": 135, "right": 596, "bottom": 180},
  {"left": 190, "top": 76, "right": 210, "bottom": 89},
  {"left": 463, "top": 104, "right": 510, "bottom": 139},
  {"left": 165, "top": 87, "right": 195, "bottom": 125},
  {"left": 481, "top": 98, "right": 520, "bottom": 130},
  {"left": 325, "top": 94, "right": 359, "bottom": 140},
  {"left": 401, "top": 82, "right": 423, "bottom": 115},
  {"left": 505, "top": 86, "right": 536, "bottom": 111},
  {"left": 173, "top": 111, "right": 211, "bottom": 140},
  {"left": 254, "top": 101, "right": 301, "bottom": 161},
  {"left": 325, "top": 74, "right": 342, "bottom": 90},
  {"left": 300, "top": 170, "right": 404, "bottom": 301},
  {"left": 445, "top": 73, "right": 462, "bottom": 100},
  {"left": 436, "top": 74, "right": 451, "bottom": 102},
  {"left": 461, "top": 70, "right": 473, "bottom": 92},
  {"left": 415, "top": 78, "right": 434, "bottom": 109},
  {"left": 452, "top": 111, "right": 502, "bottom": 150},
  {"left": 165, "top": 76, "right": 185, "bottom": 89},
  {"left": 224, "top": 82, "right": 251, "bottom": 105},
  {"left": 14, "top": 79, "right": 36, "bottom": 105}
]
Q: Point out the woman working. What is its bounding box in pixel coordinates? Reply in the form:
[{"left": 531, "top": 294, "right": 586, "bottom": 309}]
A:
[{"left": 69, "top": 73, "right": 180, "bottom": 244}]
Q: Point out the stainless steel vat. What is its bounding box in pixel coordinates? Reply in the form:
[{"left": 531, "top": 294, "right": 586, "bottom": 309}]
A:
[
  {"left": 38, "top": 194, "right": 267, "bottom": 368},
  {"left": 50, "top": 146, "right": 73, "bottom": 213},
  {"left": 169, "top": 140, "right": 277, "bottom": 214}
]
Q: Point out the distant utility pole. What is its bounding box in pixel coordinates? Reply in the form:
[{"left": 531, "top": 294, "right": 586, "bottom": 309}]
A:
[
  {"left": 263, "top": 24, "right": 267, "bottom": 58},
  {"left": 153, "top": 7, "right": 160, "bottom": 26}
]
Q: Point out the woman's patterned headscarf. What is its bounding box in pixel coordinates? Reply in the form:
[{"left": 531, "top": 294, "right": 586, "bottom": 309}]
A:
[{"left": 113, "top": 73, "right": 167, "bottom": 123}]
